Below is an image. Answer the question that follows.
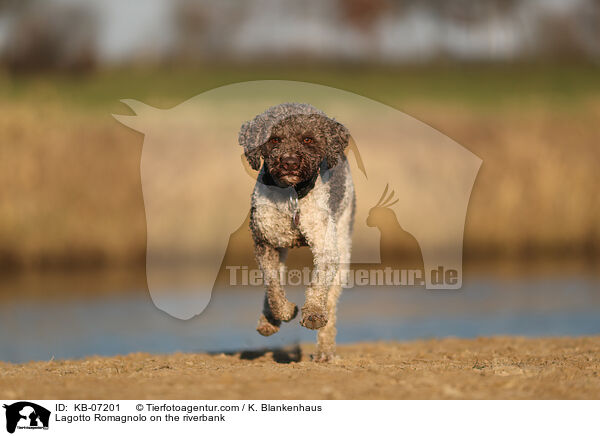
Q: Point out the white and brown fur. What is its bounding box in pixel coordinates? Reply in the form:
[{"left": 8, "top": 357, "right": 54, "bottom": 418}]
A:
[{"left": 239, "top": 103, "right": 355, "bottom": 362}]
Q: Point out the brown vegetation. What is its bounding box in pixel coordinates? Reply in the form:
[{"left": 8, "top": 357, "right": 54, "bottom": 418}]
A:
[{"left": 2, "top": 97, "right": 599, "bottom": 272}]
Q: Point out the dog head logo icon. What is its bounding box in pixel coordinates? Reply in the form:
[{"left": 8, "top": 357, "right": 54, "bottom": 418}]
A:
[{"left": 3, "top": 402, "right": 50, "bottom": 434}]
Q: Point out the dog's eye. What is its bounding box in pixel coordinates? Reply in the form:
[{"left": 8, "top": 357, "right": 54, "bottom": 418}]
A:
[
  {"left": 268, "top": 137, "right": 281, "bottom": 144},
  {"left": 303, "top": 137, "right": 314, "bottom": 144}
]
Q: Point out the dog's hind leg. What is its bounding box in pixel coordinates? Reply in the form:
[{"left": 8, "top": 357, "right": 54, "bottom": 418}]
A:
[
  {"left": 314, "top": 247, "right": 349, "bottom": 361},
  {"left": 255, "top": 243, "right": 298, "bottom": 336},
  {"left": 314, "top": 283, "right": 342, "bottom": 361},
  {"left": 256, "top": 294, "right": 281, "bottom": 336},
  {"left": 315, "top": 196, "right": 354, "bottom": 361}
]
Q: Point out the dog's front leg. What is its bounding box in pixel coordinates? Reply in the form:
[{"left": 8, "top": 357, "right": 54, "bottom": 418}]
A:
[
  {"left": 300, "top": 219, "right": 339, "bottom": 330},
  {"left": 255, "top": 243, "right": 298, "bottom": 336}
]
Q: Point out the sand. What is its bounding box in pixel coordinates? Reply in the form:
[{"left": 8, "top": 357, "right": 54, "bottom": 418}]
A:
[{"left": 1, "top": 337, "right": 599, "bottom": 400}]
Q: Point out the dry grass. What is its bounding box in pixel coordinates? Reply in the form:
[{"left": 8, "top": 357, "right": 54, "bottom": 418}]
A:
[
  {"left": 412, "top": 100, "right": 600, "bottom": 260},
  {"left": 1, "top": 67, "right": 600, "bottom": 270},
  {"left": 0, "top": 101, "right": 146, "bottom": 269}
]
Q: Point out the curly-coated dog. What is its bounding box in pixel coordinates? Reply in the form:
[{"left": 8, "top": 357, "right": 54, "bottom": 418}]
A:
[{"left": 239, "top": 103, "right": 355, "bottom": 362}]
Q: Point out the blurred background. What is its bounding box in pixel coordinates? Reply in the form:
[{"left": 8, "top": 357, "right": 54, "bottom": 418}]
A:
[{"left": 1, "top": 0, "right": 599, "bottom": 362}]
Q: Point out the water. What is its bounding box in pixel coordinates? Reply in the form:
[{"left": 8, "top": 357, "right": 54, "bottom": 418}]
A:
[{"left": 1, "top": 275, "right": 599, "bottom": 363}]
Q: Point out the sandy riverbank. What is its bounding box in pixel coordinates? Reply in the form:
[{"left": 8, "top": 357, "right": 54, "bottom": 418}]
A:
[{"left": 1, "top": 336, "right": 599, "bottom": 399}]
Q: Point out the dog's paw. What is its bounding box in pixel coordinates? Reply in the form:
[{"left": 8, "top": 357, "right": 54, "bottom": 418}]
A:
[
  {"left": 279, "top": 302, "right": 298, "bottom": 322},
  {"left": 300, "top": 307, "right": 328, "bottom": 330},
  {"left": 256, "top": 314, "right": 280, "bottom": 336},
  {"left": 270, "top": 300, "right": 298, "bottom": 322},
  {"left": 311, "top": 352, "right": 337, "bottom": 363}
]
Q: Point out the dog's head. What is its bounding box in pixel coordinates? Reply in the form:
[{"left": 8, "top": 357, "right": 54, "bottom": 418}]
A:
[{"left": 239, "top": 103, "right": 349, "bottom": 186}]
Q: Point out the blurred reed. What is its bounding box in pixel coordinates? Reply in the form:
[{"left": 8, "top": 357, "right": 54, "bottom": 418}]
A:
[{"left": 0, "top": 66, "right": 599, "bottom": 272}]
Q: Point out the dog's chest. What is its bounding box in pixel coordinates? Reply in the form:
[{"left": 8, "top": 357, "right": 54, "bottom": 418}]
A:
[{"left": 252, "top": 194, "right": 307, "bottom": 248}]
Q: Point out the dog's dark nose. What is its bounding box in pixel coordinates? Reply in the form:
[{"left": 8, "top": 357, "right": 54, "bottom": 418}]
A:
[{"left": 281, "top": 154, "right": 300, "bottom": 171}]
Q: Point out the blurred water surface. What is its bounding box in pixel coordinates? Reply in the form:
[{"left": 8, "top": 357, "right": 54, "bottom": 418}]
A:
[{"left": 1, "top": 272, "right": 599, "bottom": 363}]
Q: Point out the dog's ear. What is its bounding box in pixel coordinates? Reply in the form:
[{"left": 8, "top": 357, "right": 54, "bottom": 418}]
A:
[
  {"left": 238, "top": 120, "right": 263, "bottom": 171},
  {"left": 323, "top": 117, "right": 350, "bottom": 169},
  {"left": 244, "top": 147, "right": 262, "bottom": 171}
]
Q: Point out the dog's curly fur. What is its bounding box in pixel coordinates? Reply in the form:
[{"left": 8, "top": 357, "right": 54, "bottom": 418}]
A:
[{"left": 239, "top": 103, "right": 355, "bottom": 362}]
